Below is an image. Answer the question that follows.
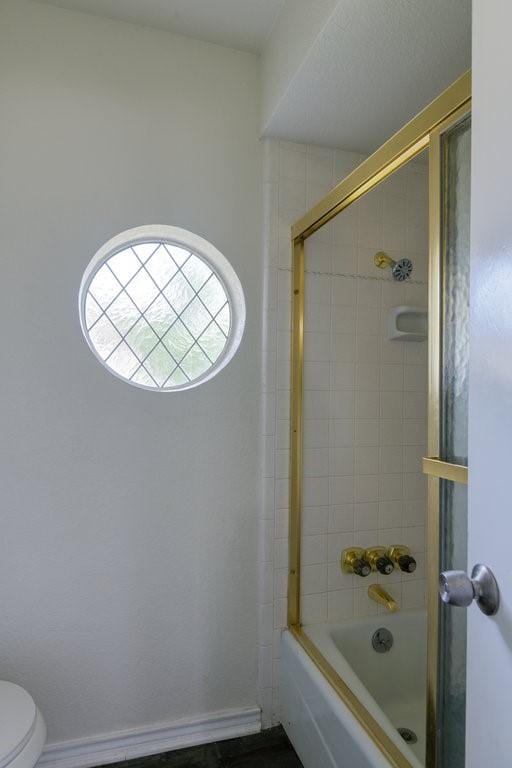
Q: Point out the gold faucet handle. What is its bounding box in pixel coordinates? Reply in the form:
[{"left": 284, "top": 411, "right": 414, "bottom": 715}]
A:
[
  {"left": 365, "top": 547, "right": 394, "bottom": 575},
  {"left": 388, "top": 545, "right": 417, "bottom": 574},
  {"left": 341, "top": 547, "right": 371, "bottom": 577}
]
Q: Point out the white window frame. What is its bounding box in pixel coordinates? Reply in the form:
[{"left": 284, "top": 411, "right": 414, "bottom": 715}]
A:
[{"left": 79, "top": 224, "right": 246, "bottom": 391}]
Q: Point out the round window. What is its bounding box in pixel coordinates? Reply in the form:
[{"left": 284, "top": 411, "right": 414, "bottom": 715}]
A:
[{"left": 79, "top": 225, "right": 245, "bottom": 391}]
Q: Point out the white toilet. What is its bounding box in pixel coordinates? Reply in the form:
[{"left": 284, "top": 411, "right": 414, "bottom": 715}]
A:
[{"left": 0, "top": 681, "right": 46, "bottom": 768}]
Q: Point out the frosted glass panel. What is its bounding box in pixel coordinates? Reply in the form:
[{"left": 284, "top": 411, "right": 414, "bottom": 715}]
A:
[
  {"left": 440, "top": 117, "right": 471, "bottom": 465},
  {"left": 438, "top": 480, "right": 467, "bottom": 768},
  {"left": 437, "top": 116, "right": 471, "bottom": 768}
]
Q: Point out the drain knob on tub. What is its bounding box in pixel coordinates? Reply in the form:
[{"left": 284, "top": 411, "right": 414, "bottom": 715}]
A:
[
  {"left": 388, "top": 545, "right": 417, "bottom": 574},
  {"left": 341, "top": 547, "right": 371, "bottom": 577}
]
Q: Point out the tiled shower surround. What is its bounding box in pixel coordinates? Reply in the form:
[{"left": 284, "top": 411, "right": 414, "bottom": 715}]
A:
[{"left": 259, "top": 139, "right": 428, "bottom": 726}]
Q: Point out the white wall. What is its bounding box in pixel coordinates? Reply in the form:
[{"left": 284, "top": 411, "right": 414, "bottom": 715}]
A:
[{"left": 0, "top": 0, "right": 261, "bottom": 745}]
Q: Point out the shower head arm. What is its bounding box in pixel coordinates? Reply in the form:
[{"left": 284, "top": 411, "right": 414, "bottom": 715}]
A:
[{"left": 374, "top": 251, "right": 396, "bottom": 269}]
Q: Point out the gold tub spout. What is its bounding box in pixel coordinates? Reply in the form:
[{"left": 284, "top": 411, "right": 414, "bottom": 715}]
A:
[{"left": 368, "top": 583, "right": 399, "bottom": 612}]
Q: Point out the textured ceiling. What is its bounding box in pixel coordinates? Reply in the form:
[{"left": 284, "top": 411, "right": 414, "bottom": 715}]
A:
[
  {"left": 263, "top": 0, "right": 472, "bottom": 152},
  {"left": 36, "top": 0, "right": 471, "bottom": 152},
  {"left": 35, "top": 0, "right": 285, "bottom": 53}
]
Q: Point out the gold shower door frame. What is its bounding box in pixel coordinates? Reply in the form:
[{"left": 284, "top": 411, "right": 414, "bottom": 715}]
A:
[{"left": 288, "top": 71, "right": 471, "bottom": 768}]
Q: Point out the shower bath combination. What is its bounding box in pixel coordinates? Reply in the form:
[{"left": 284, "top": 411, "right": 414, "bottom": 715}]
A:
[
  {"left": 374, "top": 250, "right": 413, "bottom": 281},
  {"left": 283, "top": 71, "right": 472, "bottom": 768}
]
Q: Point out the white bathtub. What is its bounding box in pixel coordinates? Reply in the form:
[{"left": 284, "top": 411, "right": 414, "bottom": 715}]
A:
[{"left": 280, "top": 610, "right": 426, "bottom": 768}]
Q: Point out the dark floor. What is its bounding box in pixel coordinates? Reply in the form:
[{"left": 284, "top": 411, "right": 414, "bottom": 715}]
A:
[{"left": 100, "top": 727, "right": 304, "bottom": 768}]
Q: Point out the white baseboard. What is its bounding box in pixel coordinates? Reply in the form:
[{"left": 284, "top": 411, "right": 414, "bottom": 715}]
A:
[{"left": 38, "top": 707, "right": 261, "bottom": 768}]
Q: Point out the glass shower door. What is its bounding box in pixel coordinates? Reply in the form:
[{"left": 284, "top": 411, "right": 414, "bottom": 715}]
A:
[{"left": 430, "top": 115, "right": 471, "bottom": 768}]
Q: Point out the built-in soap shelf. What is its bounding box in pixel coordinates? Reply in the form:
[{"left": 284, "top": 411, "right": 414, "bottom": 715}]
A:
[{"left": 388, "top": 305, "right": 427, "bottom": 342}]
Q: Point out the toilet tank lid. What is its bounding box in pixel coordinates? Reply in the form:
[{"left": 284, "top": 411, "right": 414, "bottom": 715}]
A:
[{"left": 0, "top": 682, "right": 37, "bottom": 768}]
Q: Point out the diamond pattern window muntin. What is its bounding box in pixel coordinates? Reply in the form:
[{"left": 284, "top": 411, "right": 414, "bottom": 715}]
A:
[{"left": 79, "top": 228, "right": 243, "bottom": 392}]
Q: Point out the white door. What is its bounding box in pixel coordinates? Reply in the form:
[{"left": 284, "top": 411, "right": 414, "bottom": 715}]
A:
[{"left": 465, "top": 2, "right": 512, "bottom": 765}]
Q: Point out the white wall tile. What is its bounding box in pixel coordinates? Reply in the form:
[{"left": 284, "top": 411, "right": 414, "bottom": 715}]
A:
[
  {"left": 356, "top": 305, "right": 380, "bottom": 335},
  {"left": 380, "top": 364, "right": 404, "bottom": 391},
  {"left": 280, "top": 148, "right": 307, "bottom": 180},
  {"left": 355, "top": 334, "right": 380, "bottom": 363},
  {"left": 275, "top": 449, "right": 290, "bottom": 479},
  {"left": 381, "top": 336, "right": 405, "bottom": 364},
  {"left": 403, "top": 472, "right": 426, "bottom": 501},
  {"left": 357, "top": 279, "right": 381, "bottom": 307},
  {"left": 302, "top": 534, "right": 328, "bottom": 565},
  {"left": 380, "top": 419, "right": 403, "bottom": 446},
  {"left": 404, "top": 364, "right": 427, "bottom": 391},
  {"left": 379, "top": 473, "right": 403, "bottom": 501},
  {"left": 356, "top": 390, "right": 380, "bottom": 419},
  {"left": 402, "top": 579, "right": 426, "bottom": 609},
  {"left": 303, "top": 506, "right": 329, "bottom": 535},
  {"left": 382, "top": 194, "right": 407, "bottom": 252},
  {"left": 304, "top": 390, "right": 330, "bottom": 419},
  {"left": 329, "top": 446, "right": 355, "bottom": 476},
  {"left": 305, "top": 274, "right": 331, "bottom": 304},
  {"left": 333, "top": 243, "right": 357, "bottom": 274},
  {"left": 329, "top": 419, "right": 355, "bottom": 447},
  {"left": 357, "top": 193, "right": 383, "bottom": 249},
  {"left": 403, "top": 419, "right": 427, "bottom": 445},
  {"left": 355, "top": 419, "right": 380, "bottom": 446},
  {"left": 279, "top": 176, "right": 306, "bottom": 211},
  {"left": 305, "top": 238, "right": 332, "bottom": 272},
  {"left": 301, "top": 564, "right": 328, "bottom": 594},
  {"left": 332, "top": 304, "right": 356, "bottom": 334},
  {"left": 304, "top": 361, "right": 330, "bottom": 390},
  {"left": 331, "top": 333, "right": 356, "bottom": 363},
  {"left": 303, "top": 419, "right": 329, "bottom": 448},
  {"left": 328, "top": 563, "right": 354, "bottom": 591},
  {"left": 354, "top": 587, "right": 379, "bottom": 617},
  {"left": 301, "top": 593, "right": 328, "bottom": 624},
  {"left": 379, "top": 501, "right": 403, "bottom": 529},
  {"left": 328, "top": 532, "right": 355, "bottom": 563},
  {"left": 332, "top": 276, "right": 357, "bottom": 305},
  {"left": 356, "top": 363, "right": 380, "bottom": 390},
  {"left": 379, "top": 445, "right": 403, "bottom": 474},
  {"left": 304, "top": 302, "right": 331, "bottom": 334},
  {"left": 354, "top": 501, "right": 379, "bottom": 530},
  {"left": 304, "top": 332, "right": 331, "bottom": 362},
  {"left": 380, "top": 391, "right": 403, "bottom": 420},
  {"left": 328, "top": 505, "right": 355, "bottom": 533},
  {"left": 275, "top": 507, "right": 289, "bottom": 539},
  {"left": 355, "top": 446, "right": 380, "bottom": 475},
  {"left": 328, "top": 590, "right": 354, "bottom": 621},
  {"left": 354, "top": 475, "right": 379, "bottom": 503},
  {"left": 403, "top": 500, "right": 425, "bottom": 527},
  {"left": 306, "top": 152, "right": 334, "bottom": 190},
  {"left": 303, "top": 447, "right": 329, "bottom": 477},
  {"left": 329, "top": 390, "right": 356, "bottom": 420},
  {"left": 332, "top": 205, "right": 358, "bottom": 246},
  {"left": 331, "top": 363, "right": 356, "bottom": 391},
  {"left": 329, "top": 475, "right": 355, "bottom": 505},
  {"left": 303, "top": 476, "right": 329, "bottom": 507}
]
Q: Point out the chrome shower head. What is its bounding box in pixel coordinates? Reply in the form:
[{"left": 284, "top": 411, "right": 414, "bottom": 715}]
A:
[
  {"left": 374, "top": 251, "right": 413, "bottom": 282},
  {"left": 391, "top": 258, "right": 413, "bottom": 281}
]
